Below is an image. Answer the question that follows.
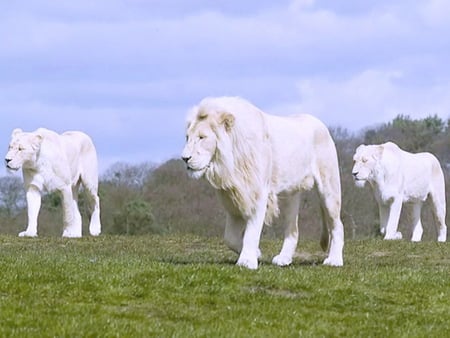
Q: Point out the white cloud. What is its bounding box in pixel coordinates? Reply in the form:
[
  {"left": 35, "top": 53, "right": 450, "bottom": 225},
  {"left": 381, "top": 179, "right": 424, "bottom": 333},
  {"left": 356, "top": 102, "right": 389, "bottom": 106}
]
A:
[
  {"left": 420, "top": 0, "right": 450, "bottom": 27},
  {"left": 270, "top": 69, "right": 450, "bottom": 130},
  {"left": 0, "top": 0, "right": 450, "bottom": 172}
]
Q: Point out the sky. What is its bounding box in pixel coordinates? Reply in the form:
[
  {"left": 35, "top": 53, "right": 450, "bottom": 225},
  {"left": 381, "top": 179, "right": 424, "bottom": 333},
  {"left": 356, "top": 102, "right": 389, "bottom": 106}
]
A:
[{"left": 1, "top": 0, "right": 450, "bottom": 174}]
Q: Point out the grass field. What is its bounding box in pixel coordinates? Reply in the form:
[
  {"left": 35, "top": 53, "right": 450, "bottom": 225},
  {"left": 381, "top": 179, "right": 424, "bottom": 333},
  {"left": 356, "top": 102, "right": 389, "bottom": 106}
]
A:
[{"left": 0, "top": 234, "right": 448, "bottom": 337}]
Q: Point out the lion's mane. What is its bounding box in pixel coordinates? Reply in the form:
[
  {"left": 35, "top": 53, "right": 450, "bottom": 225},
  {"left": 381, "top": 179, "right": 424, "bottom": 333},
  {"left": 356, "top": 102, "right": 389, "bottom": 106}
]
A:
[{"left": 187, "top": 97, "right": 279, "bottom": 223}]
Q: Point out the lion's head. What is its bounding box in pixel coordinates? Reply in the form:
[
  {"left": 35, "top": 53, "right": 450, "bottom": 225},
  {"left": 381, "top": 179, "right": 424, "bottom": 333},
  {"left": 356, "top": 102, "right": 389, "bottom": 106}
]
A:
[
  {"left": 352, "top": 144, "right": 383, "bottom": 187},
  {"left": 181, "top": 102, "right": 234, "bottom": 180},
  {"left": 5, "top": 128, "right": 43, "bottom": 171},
  {"left": 181, "top": 97, "right": 276, "bottom": 221}
]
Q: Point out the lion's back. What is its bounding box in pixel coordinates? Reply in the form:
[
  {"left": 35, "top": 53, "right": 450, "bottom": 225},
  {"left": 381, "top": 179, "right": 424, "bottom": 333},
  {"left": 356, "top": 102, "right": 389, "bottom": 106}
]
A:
[
  {"left": 265, "top": 113, "right": 340, "bottom": 193},
  {"left": 60, "top": 131, "right": 98, "bottom": 180},
  {"left": 404, "top": 151, "right": 444, "bottom": 193},
  {"left": 61, "top": 131, "right": 96, "bottom": 157},
  {"left": 380, "top": 143, "right": 444, "bottom": 199},
  {"left": 267, "top": 113, "right": 334, "bottom": 152}
]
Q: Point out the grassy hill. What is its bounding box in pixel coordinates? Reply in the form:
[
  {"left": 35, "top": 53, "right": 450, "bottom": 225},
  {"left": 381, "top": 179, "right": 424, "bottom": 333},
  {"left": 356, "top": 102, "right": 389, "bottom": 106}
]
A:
[{"left": 0, "top": 234, "right": 448, "bottom": 337}]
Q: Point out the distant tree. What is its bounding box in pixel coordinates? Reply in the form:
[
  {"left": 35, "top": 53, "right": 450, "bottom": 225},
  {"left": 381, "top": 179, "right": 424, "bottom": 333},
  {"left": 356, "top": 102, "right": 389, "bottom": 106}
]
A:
[
  {"left": 102, "top": 162, "right": 156, "bottom": 189},
  {"left": 112, "top": 199, "right": 160, "bottom": 235},
  {"left": 0, "top": 176, "right": 25, "bottom": 217},
  {"left": 100, "top": 162, "right": 155, "bottom": 234},
  {"left": 364, "top": 114, "right": 445, "bottom": 153},
  {"left": 143, "top": 159, "right": 225, "bottom": 236}
]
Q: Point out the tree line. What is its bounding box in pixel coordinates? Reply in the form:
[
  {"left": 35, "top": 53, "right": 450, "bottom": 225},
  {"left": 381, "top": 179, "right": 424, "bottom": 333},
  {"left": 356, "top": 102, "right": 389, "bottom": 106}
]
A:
[{"left": 0, "top": 114, "right": 449, "bottom": 240}]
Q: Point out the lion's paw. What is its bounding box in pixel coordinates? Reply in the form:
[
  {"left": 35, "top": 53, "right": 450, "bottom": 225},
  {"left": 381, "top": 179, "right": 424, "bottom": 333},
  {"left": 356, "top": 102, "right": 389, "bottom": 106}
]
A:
[
  {"left": 18, "top": 230, "right": 37, "bottom": 237},
  {"left": 89, "top": 228, "right": 101, "bottom": 236},
  {"left": 236, "top": 255, "right": 258, "bottom": 270},
  {"left": 62, "top": 230, "right": 82, "bottom": 238},
  {"left": 272, "top": 254, "right": 292, "bottom": 267},
  {"left": 323, "top": 255, "right": 343, "bottom": 267},
  {"left": 384, "top": 231, "right": 402, "bottom": 240},
  {"left": 437, "top": 228, "right": 447, "bottom": 242},
  {"left": 411, "top": 235, "right": 422, "bottom": 242}
]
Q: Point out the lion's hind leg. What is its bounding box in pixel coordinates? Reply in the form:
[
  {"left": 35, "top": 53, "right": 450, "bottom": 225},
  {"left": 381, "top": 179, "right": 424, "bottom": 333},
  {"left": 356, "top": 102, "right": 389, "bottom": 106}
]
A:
[
  {"left": 79, "top": 142, "right": 101, "bottom": 236},
  {"left": 314, "top": 171, "right": 344, "bottom": 267},
  {"left": 84, "top": 185, "right": 101, "bottom": 236},
  {"left": 61, "top": 185, "right": 82, "bottom": 238},
  {"left": 429, "top": 187, "right": 447, "bottom": 242},
  {"left": 410, "top": 201, "right": 424, "bottom": 242},
  {"left": 80, "top": 171, "right": 101, "bottom": 237},
  {"left": 272, "top": 192, "right": 300, "bottom": 267}
]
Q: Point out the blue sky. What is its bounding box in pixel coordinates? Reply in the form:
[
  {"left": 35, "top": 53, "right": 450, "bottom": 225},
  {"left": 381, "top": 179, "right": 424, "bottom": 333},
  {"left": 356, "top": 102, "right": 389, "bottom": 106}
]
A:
[{"left": 1, "top": 0, "right": 450, "bottom": 174}]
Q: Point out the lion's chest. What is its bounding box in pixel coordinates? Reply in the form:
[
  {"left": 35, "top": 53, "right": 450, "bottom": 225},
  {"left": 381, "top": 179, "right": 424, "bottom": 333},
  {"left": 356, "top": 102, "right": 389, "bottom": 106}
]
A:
[{"left": 24, "top": 159, "right": 72, "bottom": 192}]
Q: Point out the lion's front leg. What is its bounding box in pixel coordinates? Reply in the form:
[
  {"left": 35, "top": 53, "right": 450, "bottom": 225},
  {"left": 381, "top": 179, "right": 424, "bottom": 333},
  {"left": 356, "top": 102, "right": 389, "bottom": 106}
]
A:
[
  {"left": 378, "top": 204, "right": 389, "bottom": 236},
  {"left": 224, "top": 214, "right": 262, "bottom": 260},
  {"left": 61, "top": 187, "right": 82, "bottom": 238},
  {"left": 20, "top": 185, "right": 41, "bottom": 237},
  {"left": 384, "top": 198, "right": 403, "bottom": 240},
  {"left": 236, "top": 195, "right": 268, "bottom": 270}
]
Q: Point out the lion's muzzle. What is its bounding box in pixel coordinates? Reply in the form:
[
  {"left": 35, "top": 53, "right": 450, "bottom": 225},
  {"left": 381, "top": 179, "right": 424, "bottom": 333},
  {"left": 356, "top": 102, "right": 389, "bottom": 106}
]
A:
[{"left": 4, "top": 158, "right": 18, "bottom": 170}]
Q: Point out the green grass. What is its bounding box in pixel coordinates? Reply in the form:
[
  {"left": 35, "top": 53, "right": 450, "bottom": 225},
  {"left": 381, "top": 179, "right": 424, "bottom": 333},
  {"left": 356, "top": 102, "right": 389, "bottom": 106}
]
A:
[{"left": 0, "top": 234, "right": 448, "bottom": 337}]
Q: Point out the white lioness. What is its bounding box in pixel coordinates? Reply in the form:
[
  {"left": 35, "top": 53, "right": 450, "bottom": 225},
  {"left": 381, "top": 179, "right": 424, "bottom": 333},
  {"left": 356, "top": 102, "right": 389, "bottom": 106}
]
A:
[
  {"left": 352, "top": 142, "right": 447, "bottom": 242},
  {"left": 182, "top": 96, "right": 344, "bottom": 269},
  {"left": 5, "top": 128, "right": 101, "bottom": 238}
]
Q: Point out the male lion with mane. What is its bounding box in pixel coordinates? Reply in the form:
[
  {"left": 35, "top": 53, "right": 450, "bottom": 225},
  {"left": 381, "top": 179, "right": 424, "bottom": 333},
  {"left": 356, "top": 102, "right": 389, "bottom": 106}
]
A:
[
  {"left": 5, "top": 128, "right": 101, "bottom": 238},
  {"left": 352, "top": 142, "right": 447, "bottom": 242},
  {"left": 182, "top": 96, "right": 344, "bottom": 269}
]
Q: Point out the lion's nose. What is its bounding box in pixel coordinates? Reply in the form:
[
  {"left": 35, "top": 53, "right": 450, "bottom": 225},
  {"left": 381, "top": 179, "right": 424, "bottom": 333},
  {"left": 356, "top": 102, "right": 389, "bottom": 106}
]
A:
[
  {"left": 5, "top": 158, "right": 11, "bottom": 165},
  {"left": 352, "top": 171, "right": 358, "bottom": 177},
  {"left": 182, "top": 156, "right": 191, "bottom": 164}
]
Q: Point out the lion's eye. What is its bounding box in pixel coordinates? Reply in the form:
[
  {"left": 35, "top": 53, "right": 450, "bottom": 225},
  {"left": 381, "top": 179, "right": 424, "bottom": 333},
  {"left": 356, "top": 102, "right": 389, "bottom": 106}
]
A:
[
  {"left": 362, "top": 158, "right": 368, "bottom": 163},
  {"left": 199, "top": 135, "right": 206, "bottom": 140},
  {"left": 18, "top": 146, "right": 24, "bottom": 151}
]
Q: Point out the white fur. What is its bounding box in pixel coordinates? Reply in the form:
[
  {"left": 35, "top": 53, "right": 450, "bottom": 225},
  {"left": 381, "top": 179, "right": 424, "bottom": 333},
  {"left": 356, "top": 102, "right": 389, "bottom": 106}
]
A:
[
  {"left": 182, "top": 96, "right": 344, "bottom": 269},
  {"left": 352, "top": 142, "right": 447, "bottom": 242},
  {"left": 5, "top": 128, "right": 101, "bottom": 238}
]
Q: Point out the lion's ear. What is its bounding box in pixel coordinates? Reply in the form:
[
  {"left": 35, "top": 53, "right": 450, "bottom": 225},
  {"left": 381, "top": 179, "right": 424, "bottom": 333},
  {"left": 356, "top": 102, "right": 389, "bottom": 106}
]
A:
[
  {"left": 355, "top": 144, "right": 366, "bottom": 152},
  {"left": 220, "top": 112, "right": 235, "bottom": 132},
  {"left": 373, "top": 145, "right": 384, "bottom": 160},
  {"left": 30, "top": 134, "right": 43, "bottom": 151},
  {"left": 12, "top": 128, "right": 23, "bottom": 137}
]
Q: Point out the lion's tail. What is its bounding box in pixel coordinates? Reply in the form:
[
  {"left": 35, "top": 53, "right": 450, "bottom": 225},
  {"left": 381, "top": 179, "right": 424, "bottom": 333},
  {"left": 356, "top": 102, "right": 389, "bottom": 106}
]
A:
[{"left": 319, "top": 203, "right": 330, "bottom": 251}]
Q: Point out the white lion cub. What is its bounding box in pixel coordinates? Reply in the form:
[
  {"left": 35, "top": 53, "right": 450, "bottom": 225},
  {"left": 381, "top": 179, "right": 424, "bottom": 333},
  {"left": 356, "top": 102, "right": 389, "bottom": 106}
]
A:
[
  {"left": 5, "top": 128, "right": 101, "bottom": 238},
  {"left": 352, "top": 142, "right": 447, "bottom": 242}
]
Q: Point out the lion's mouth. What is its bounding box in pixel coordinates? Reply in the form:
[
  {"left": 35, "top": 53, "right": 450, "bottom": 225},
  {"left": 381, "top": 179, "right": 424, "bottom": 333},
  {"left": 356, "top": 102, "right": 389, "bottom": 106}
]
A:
[
  {"left": 186, "top": 163, "right": 210, "bottom": 178},
  {"left": 187, "top": 164, "right": 208, "bottom": 172},
  {"left": 5, "top": 159, "right": 19, "bottom": 171},
  {"left": 6, "top": 164, "right": 19, "bottom": 171}
]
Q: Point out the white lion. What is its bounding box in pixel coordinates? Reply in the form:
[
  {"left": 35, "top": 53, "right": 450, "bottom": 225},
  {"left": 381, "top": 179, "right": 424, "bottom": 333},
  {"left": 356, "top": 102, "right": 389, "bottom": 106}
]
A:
[
  {"left": 182, "top": 96, "right": 344, "bottom": 269},
  {"left": 352, "top": 142, "right": 447, "bottom": 242},
  {"left": 5, "top": 128, "right": 101, "bottom": 238}
]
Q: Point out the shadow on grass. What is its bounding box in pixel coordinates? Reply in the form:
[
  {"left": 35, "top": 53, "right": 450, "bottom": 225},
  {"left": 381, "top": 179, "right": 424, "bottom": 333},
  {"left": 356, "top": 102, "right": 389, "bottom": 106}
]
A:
[{"left": 154, "top": 251, "right": 328, "bottom": 268}]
